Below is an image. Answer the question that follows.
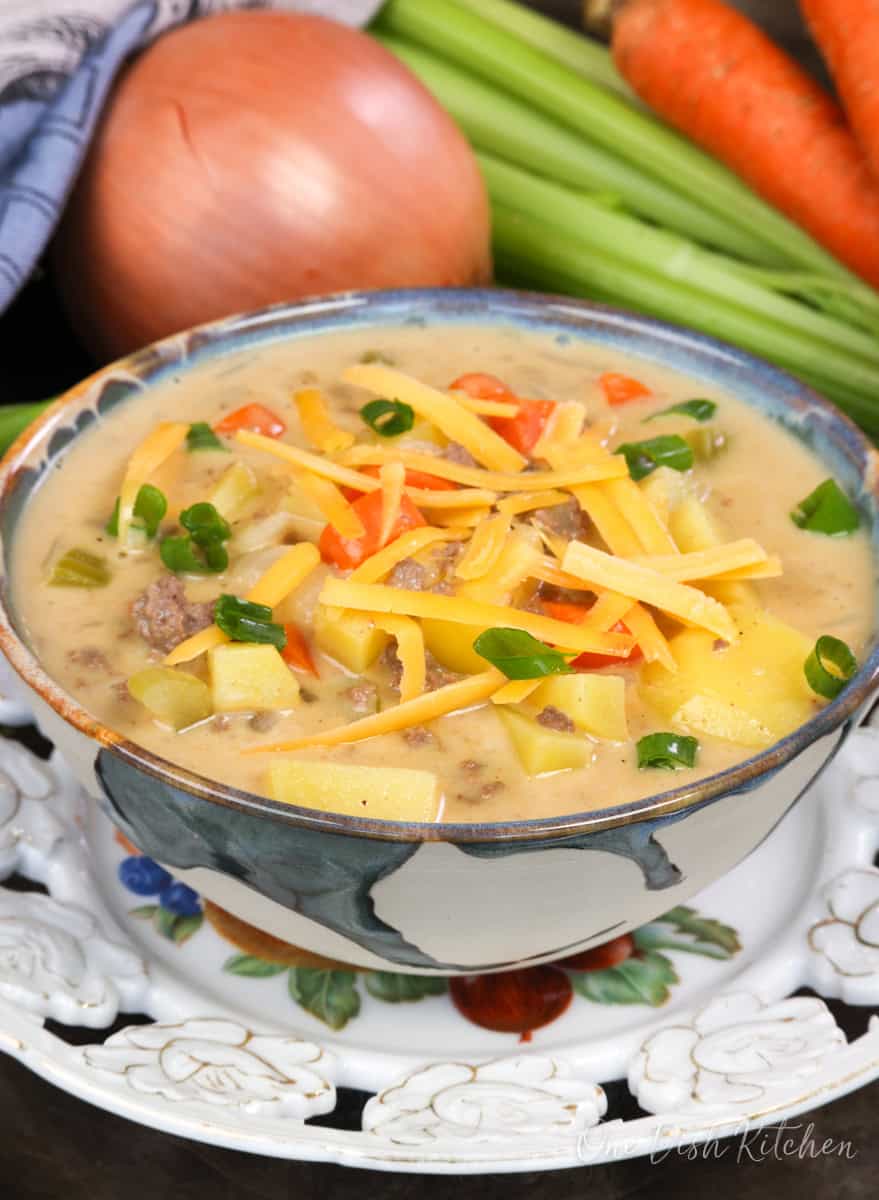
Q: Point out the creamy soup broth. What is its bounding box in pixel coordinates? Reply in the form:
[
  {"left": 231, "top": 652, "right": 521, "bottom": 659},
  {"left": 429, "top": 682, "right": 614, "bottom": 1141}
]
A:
[{"left": 12, "top": 325, "right": 875, "bottom": 821}]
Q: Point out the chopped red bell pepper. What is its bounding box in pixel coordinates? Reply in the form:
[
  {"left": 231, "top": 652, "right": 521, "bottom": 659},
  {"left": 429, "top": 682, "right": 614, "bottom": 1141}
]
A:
[
  {"left": 450, "top": 373, "right": 555, "bottom": 456},
  {"left": 487, "top": 396, "right": 557, "bottom": 456},
  {"left": 281, "top": 624, "right": 319, "bottom": 677},
  {"left": 599, "top": 373, "right": 651, "bottom": 407},
  {"left": 541, "top": 599, "right": 643, "bottom": 670},
  {"left": 449, "top": 372, "right": 515, "bottom": 400},
  {"left": 319, "top": 489, "right": 426, "bottom": 569},
  {"left": 340, "top": 464, "right": 459, "bottom": 502},
  {"left": 214, "top": 403, "right": 286, "bottom": 438}
]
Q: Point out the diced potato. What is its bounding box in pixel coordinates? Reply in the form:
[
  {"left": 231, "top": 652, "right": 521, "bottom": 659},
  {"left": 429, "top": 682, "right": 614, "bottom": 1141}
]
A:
[
  {"left": 672, "top": 695, "right": 773, "bottom": 749},
  {"left": 267, "top": 761, "right": 439, "bottom": 821},
  {"left": 209, "top": 644, "right": 300, "bottom": 713},
  {"left": 127, "top": 667, "right": 212, "bottom": 730},
  {"left": 314, "top": 606, "right": 389, "bottom": 673},
  {"left": 639, "top": 607, "right": 816, "bottom": 747},
  {"left": 282, "top": 479, "right": 328, "bottom": 542},
  {"left": 669, "top": 496, "right": 759, "bottom": 612},
  {"left": 458, "top": 532, "right": 542, "bottom": 605},
  {"left": 209, "top": 461, "right": 259, "bottom": 521},
  {"left": 533, "top": 674, "right": 629, "bottom": 741},
  {"left": 390, "top": 416, "right": 446, "bottom": 449},
  {"left": 498, "top": 708, "right": 593, "bottom": 775},
  {"left": 421, "top": 618, "right": 489, "bottom": 674},
  {"left": 640, "top": 466, "right": 690, "bottom": 525}
]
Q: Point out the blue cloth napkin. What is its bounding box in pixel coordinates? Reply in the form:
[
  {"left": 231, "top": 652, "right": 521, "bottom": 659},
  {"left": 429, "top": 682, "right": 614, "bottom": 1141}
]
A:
[{"left": 0, "top": 0, "right": 383, "bottom": 311}]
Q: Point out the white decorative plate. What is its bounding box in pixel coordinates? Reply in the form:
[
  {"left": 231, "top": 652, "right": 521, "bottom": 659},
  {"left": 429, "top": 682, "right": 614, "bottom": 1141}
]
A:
[{"left": 2, "top": 714, "right": 879, "bottom": 1173}]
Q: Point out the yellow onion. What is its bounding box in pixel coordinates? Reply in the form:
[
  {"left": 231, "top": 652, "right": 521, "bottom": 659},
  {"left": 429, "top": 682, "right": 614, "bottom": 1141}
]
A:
[{"left": 52, "top": 11, "right": 491, "bottom": 361}]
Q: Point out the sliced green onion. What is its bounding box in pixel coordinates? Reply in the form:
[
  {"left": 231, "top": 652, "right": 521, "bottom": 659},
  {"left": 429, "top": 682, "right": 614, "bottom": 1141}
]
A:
[
  {"left": 106, "top": 483, "right": 167, "bottom": 539},
  {"left": 215, "top": 595, "right": 287, "bottom": 649},
  {"left": 159, "top": 536, "right": 228, "bottom": 575},
  {"left": 473, "top": 627, "right": 573, "bottom": 679},
  {"left": 637, "top": 733, "right": 699, "bottom": 770},
  {"left": 186, "top": 422, "right": 226, "bottom": 452},
  {"left": 684, "top": 426, "right": 729, "bottom": 462},
  {"left": 648, "top": 399, "right": 717, "bottom": 423},
  {"left": 791, "top": 479, "right": 860, "bottom": 537},
  {"left": 615, "top": 435, "right": 693, "bottom": 482},
  {"left": 804, "top": 636, "right": 858, "bottom": 699},
  {"left": 49, "top": 547, "right": 111, "bottom": 588},
  {"left": 160, "top": 502, "right": 231, "bottom": 574},
  {"left": 180, "top": 502, "right": 231, "bottom": 546},
  {"left": 360, "top": 398, "right": 415, "bottom": 438}
]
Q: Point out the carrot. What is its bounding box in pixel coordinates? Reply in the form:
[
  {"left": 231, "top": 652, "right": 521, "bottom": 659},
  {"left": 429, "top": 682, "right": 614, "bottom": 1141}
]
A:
[
  {"left": 599, "top": 372, "right": 651, "bottom": 407},
  {"left": 801, "top": 1, "right": 879, "bottom": 182},
  {"left": 215, "top": 403, "right": 286, "bottom": 438},
  {"left": 281, "top": 623, "right": 320, "bottom": 677},
  {"left": 611, "top": 0, "right": 879, "bottom": 289}
]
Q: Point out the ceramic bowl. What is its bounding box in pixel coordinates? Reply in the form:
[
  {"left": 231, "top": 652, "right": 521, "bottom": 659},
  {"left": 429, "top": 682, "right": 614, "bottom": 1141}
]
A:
[{"left": 0, "top": 289, "right": 877, "bottom": 977}]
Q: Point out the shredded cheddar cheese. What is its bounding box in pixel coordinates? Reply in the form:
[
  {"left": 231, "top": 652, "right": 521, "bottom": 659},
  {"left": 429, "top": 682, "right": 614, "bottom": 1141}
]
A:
[
  {"left": 293, "top": 469, "right": 364, "bottom": 539},
  {"left": 568, "top": 483, "right": 643, "bottom": 557},
  {"left": 634, "top": 539, "right": 776, "bottom": 583},
  {"left": 117, "top": 421, "right": 188, "bottom": 545},
  {"left": 490, "top": 678, "right": 543, "bottom": 705},
  {"left": 338, "top": 445, "right": 628, "bottom": 491},
  {"left": 319, "top": 578, "right": 637, "bottom": 656},
  {"left": 455, "top": 513, "right": 512, "bottom": 581},
  {"left": 430, "top": 506, "right": 494, "bottom": 528},
  {"left": 293, "top": 387, "right": 354, "bottom": 455},
  {"left": 602, "top": 477, "right": 678, "bottom": 555},
  {"left": 342, "top": 364, "right": 527, "bottom": 473},
  {"left": 561, "top": 540, "right": 737, "bottom": 642},
  {"left": 247, "top": 669, "right": 504, "bottom": 753},
  {"left": 452, "top": 393, "right": 520, "bottom": 418},
  {"left": 348, "top": 526, "right": 467, "bottom": 584},
  {"left": 496, "top": 490, "right": 571, "bottom": 516},
  {"left": 378, "top": 462, "right": 406, "bottom": 549},
  {"left": 370, "top": 613, "right": 425, "bottom": 702}
]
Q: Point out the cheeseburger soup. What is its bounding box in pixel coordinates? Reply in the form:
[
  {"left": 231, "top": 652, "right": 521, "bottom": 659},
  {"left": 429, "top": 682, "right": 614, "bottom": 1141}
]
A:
[{"left": 12, "top": 325, "right": 874, "bottom": 822}]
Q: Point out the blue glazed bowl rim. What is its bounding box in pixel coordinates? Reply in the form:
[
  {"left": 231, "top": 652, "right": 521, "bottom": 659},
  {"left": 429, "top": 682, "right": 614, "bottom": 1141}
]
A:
[{"left": 0, "top": 286, "right": 877, "bottom": 843}]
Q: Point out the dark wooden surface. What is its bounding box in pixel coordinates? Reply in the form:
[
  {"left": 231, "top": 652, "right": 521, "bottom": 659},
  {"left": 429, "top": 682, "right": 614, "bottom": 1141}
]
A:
[{"left": 1, "top": 2, "right": 876, "bottom": 1196}]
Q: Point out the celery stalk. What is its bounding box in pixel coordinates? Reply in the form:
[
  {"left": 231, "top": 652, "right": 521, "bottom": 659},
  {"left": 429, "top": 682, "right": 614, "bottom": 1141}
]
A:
[
  {"left": 375, "top": 0, "right": 869, "bottom": 287},
  {"left": 489, "top": 204, "right": 879, "bottom": 437},
  {"left": 478, "top": 155, "right": 879, "bottom": 370},
  {"left": 378, "top": 34, "right": 772, "bottom": 262},
  {"left": 0, "top": 401, "right": 52, "bottom": 457},
  {"left": 448, "top": 0, "right": 636, "bottom": 101}
]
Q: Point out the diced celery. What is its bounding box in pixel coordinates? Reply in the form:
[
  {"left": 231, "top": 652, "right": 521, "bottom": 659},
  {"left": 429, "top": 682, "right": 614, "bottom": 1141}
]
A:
[{"left": 49, "top": 548, "right": 111, "bottom": 588}]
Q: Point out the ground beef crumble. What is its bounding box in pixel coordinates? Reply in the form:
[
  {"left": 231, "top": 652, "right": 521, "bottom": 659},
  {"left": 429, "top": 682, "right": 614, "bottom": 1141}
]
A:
[
  {"left": 131, "top": 574, "right": 215, "bottom": 655},
  {"left": 381, "top": 644, "right": 461, "bottom": 693},
  {"left": 402, "top": 726, "right": 435, "bottom": 746},
  {"left": 443, "top": 441, "right": 478, "bottom": 467},
  {"left": 345, "top": 682, "right": 378, "bottom": 713},
  {"left": 530, "top": 497, "right": 587, "bottom": 540},
  {"left": 67, "top": 647, "right": 112, "bottom": 673},
  {"left": 536, "top": 705, "right": 575, "bottom": 733}
]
